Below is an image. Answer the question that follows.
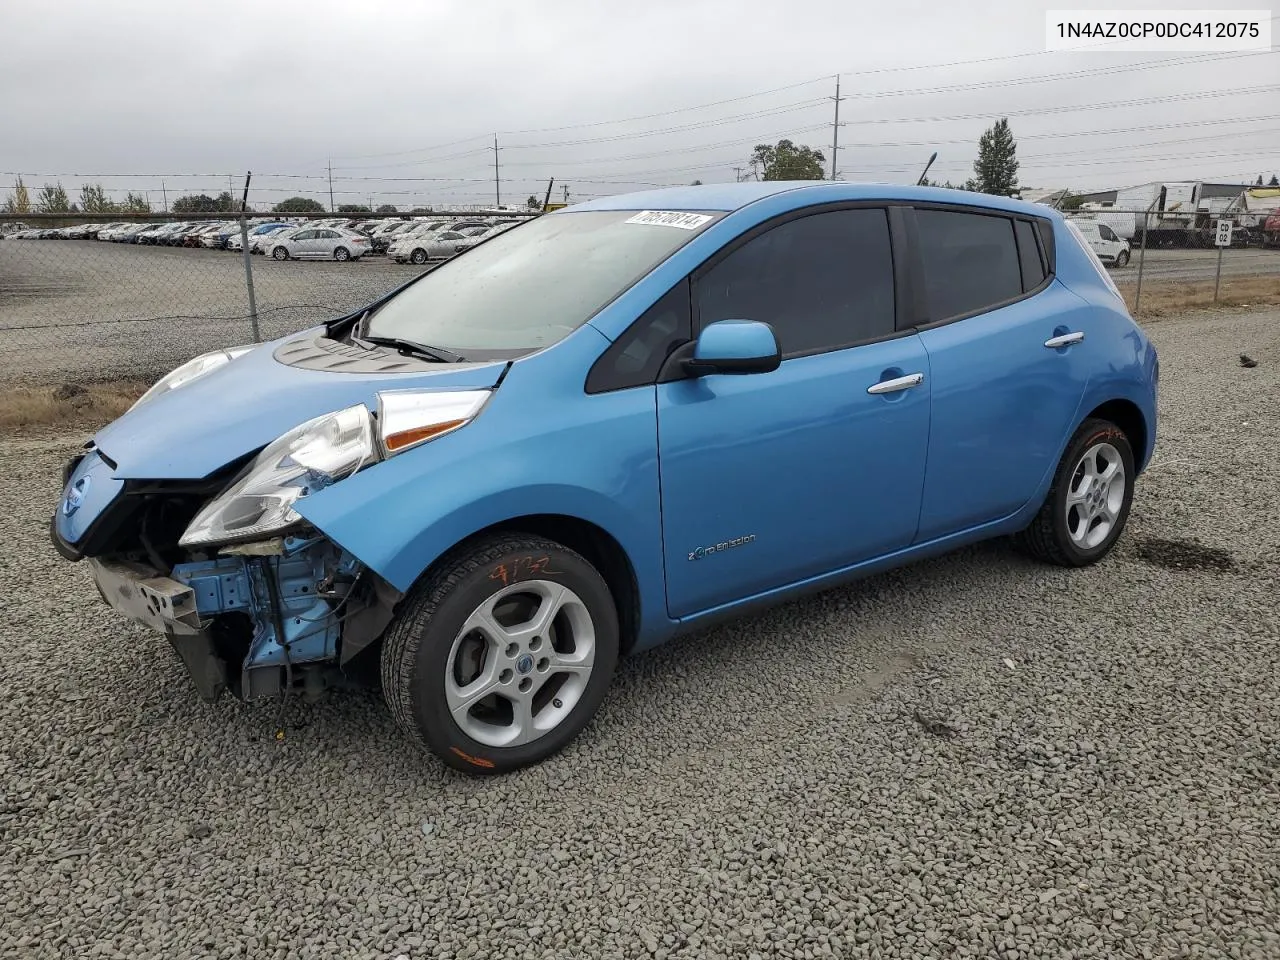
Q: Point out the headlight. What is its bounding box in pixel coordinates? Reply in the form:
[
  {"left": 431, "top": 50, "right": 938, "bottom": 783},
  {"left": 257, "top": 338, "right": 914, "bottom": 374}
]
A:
[
  {"left": 131, "top": 347, "right": 253, "bottom": 410},
  {"left": 179, "top": 390, "right": 492, "bottom": 548},
  {"left": 179, "top": 404, "right": 376, "bottom": 548}
]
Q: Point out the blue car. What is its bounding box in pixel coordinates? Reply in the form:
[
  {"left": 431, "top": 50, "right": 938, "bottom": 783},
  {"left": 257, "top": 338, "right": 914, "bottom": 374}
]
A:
[{"left": 52, "top": 183, "right": 1158, "bottom": 774}]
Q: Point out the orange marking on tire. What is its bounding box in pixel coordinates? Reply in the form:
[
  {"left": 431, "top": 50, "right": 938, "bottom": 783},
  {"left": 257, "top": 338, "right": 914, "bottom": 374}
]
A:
[{"left": 450, "top": 747, "right": 496, "bottom": 768}]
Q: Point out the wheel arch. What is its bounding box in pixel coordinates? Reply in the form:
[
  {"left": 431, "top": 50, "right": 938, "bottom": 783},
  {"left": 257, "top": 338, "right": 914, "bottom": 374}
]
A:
[{"left": 1083, "top": 397, "right": 1148, "bottom": 472}]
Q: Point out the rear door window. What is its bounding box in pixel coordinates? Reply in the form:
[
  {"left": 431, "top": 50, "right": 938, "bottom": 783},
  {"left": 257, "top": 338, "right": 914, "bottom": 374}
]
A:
[{"left": 915, "top": 209, "right": 1023, "bottom": 322}]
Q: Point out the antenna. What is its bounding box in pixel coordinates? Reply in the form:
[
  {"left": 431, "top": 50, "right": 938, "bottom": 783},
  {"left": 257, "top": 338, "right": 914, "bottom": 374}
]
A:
[{"left": 916, "top": 152, "right": 938, "bottom": 186}]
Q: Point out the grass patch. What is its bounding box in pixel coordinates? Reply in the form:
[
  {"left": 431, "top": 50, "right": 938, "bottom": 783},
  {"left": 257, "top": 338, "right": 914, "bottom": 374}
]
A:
[
  {"left": 1116, "top": 274, "right": 1280, "bottom": 318},
  {"left": 0, "top": 381, "right": 147, "bottom": 433}
]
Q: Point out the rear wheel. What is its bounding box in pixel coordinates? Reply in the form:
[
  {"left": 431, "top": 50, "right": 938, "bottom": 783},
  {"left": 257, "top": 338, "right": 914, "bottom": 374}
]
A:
[
  {"left": 1116, "top": 249, "right": 1130, "bottom": 267},
  {"left": 334, "top": 246, "right": 350, "bottom": 262},
  {"left": 1014, "top": 418, "right": 1135, "bottom": 567},
  {"left": 271, "top": 246, "right": 288, "bottom": 261},
  {"left": 381, "top": 534, "right": 619, "bottom": 774},
  {"left": 410, "top": 248, "right": 427, "bottom": 265}
]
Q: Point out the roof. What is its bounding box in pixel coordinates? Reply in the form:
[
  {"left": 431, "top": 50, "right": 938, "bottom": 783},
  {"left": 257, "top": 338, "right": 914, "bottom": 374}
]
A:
[{"left": 569, "top": 181, "right": 1058, "bottom": 218}]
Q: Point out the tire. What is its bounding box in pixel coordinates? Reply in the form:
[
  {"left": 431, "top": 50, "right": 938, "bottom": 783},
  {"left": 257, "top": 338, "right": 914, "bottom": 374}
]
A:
[
  {"left": 410, "top": 248, "right": 427, "bottom": 265},
  {"left": 381, "top": 533, "right": 620, "bottom": 775},
  {"left": 334, "top": 246, "right": 350, "bottom": 262},
  {"left": 1116, "top": 249, "right": 1130, "bottom": 267},
  {"left": 1014, "top": 418, "right": 1136, "bottom": 567},
  {"left": 272, "top": 246, "right": 288, "bottom": 261}
]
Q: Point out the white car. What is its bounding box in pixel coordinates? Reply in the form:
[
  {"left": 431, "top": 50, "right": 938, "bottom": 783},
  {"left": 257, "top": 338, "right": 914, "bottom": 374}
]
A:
[
  {"left": 267, "top": 227, "right": 371, "bottom": 261},
  {"left": 248, "top": 225, "right": 292, "bottom": 254},
  {"left": 387, "top": 222, "right": 454, "bottom": 263},
  {"left": 1068, "top": 219, "right": 1131, "bottom": 267}
]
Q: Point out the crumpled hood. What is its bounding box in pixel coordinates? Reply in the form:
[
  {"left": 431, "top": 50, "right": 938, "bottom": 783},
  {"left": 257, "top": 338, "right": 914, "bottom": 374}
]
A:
[{"left": 95, "top": 330, "right": 509, "bottom": 479}]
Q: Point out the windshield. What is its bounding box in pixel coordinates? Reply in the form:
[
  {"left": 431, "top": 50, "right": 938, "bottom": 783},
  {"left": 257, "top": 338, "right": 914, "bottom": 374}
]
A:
[{"left": 365, "top": 209, "right": 722, "bottom": 359}]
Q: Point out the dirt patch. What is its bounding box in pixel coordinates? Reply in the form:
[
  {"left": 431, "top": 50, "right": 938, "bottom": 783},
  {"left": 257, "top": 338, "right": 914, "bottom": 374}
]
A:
[
  {"left": 1117, "top": 275, "right": 1280, "bottom": 318},
  {"left": 1130, "top": 537, "right": 1237, "bottom": 573},
  {"left": 0, "top": 381, "right": 146, "bottom": 434}
]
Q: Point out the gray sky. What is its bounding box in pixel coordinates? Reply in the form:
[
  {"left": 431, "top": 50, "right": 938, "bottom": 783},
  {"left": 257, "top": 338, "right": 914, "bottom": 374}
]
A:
[{"left": 3, "top": 0, "right": 1277, "bottom": 210}]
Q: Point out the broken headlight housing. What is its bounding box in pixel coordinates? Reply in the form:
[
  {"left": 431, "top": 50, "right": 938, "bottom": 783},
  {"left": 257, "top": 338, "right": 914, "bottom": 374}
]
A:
[{"left": 178, "top": 391, "right": 491, "bottom": 549}]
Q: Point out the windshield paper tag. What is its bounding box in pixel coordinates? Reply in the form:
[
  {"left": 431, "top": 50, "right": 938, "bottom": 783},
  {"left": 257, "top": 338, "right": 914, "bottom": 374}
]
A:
[{"left": 625, "top": 211, "right": 713, "bottom": 230}]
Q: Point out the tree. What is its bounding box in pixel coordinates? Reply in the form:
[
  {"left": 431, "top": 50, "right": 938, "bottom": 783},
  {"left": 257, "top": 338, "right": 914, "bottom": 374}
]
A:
[
  {"left": 172, "top": 194, "right": 219, "bottom": 213},
  {"left": 1257, "top": 175, "right": 1266, "bottom": 186},
  {"left": 215, "top": 191, "right": 236, "bottom": 211},
  {"left": 750, "top": 140, "right": 825, "bottom": 181},
  {"left": 972, "top": 118, "right": 1019, "bottom": 196},
  {"left": 691, "top": 179, "right": 703, "bottom": 186},
  {"left": 338, "top": 203, "right": 371, "bottom": 213},
  {"left": 36, "top": 182, "right": 70, "bottom": 213},
  {"left": 375, "top": 204, "right": 398, "bottom": 214},
  {"left": 2, "top": 176, "right": 31, "bottom": 215},
  {"left": 79, "top": 183, "right": 118, "bottom": 213},
  {"left": 525, "top": 195, "right": 542, "bottom": 210},
  {"left": 273, "top": 196, "right": 326, "bottom": 213},
  {"left": 122, "top": 192, "right": 151, "bottom": 213},
  {"left": 1270, "top": 174, "right": 1279, "bottom": 187},
  {"left": 1059, "top": 191, "right": 1085, "bottom": 211}
]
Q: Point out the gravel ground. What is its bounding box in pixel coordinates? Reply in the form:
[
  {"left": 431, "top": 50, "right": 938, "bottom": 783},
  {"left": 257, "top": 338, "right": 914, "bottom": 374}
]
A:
[
  {"left": 2, "top": 305, "right": 1279, "bottom": 959},
  {"left": 2, "top": 237, "right": 1278, "bottom": 385}
]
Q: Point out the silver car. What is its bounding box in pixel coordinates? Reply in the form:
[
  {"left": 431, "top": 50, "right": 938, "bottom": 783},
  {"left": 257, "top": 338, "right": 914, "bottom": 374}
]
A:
[{"left": 267, "top": 227, "right": 371, "bottom": 261}]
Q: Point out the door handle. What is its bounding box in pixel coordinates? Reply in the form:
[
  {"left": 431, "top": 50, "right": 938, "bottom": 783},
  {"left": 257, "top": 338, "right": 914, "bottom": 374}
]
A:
[
  {"left": 1044, "top": 331, "right": 1085, "bottom": 348},
  {"left": 867, "top": 372, "right": 924, "bottom": 395}
]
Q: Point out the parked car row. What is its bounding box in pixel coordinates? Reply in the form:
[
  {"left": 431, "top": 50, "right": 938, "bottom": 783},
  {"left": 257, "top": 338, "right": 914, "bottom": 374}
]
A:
[{"left": 3, "top": 215, "right": 532, "bottom": 264}]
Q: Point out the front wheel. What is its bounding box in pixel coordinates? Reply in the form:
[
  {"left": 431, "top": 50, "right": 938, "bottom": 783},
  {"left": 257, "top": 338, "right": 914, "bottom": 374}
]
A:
[
  {"left": 410, "top": 248, "right": 427, "bottom": 265},
  {"left": 1014, "top": 418, "right": 1135, "bottom": 567},
  {"left": 1116, "top": 249, "right": 1130, "bottom": 267},
  {"left": 381, "top": 534, "right": 620, "bottom": 774},
  {"left": 334, "top": 246, "right": 350, "bottom": 262},
  {"left": 271, "top": 246, "right": 288, "bottom": 261}
]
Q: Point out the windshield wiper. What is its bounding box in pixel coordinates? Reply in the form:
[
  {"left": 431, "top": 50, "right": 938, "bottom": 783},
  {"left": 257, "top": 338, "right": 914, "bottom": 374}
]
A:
[{"left": 358, "top": 333, "right": 464, "bottom": 363}]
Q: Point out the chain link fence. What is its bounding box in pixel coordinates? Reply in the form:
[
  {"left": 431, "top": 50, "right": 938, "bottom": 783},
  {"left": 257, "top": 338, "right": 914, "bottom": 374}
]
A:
[
  {"left": 1060, "top": 206, "right": 1280, "bottom": 314},
  {"left": 0, "top": 211, "right": 532, "bottom": 386},
  {"left": 2, "top": 206, "right": 1278, "bottom": 387}
]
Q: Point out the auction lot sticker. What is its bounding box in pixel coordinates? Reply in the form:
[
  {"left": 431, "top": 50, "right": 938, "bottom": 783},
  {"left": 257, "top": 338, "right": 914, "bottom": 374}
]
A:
[{"left": 625, "top": 211, "right": 714, "bottom": 229}]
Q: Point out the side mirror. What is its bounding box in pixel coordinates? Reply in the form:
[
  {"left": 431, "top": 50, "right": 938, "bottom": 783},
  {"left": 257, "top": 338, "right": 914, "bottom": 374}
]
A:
[{"left": 683, "top": 319, "right": 780, "bottom": 376}]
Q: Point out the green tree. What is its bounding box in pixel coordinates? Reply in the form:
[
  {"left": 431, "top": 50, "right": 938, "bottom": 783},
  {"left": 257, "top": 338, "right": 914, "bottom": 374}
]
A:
[
  {"left": 1059, "top": 191, "right": 1085, "bottom": 211},
  {"left": 273, "top": 196, "right": 326, "bottom": 213},
  {"left": 691, "top": 179, "right": 703, "bottom": 186},
  {"left": 2, "top": 176, "right": 31, "bottom": 215},
  {"left": 338, "top": 203, "right": 371, "bottom": 213},
  {"left": 525, "top": 195, "right": 542, "bottom": 210},
  {"left": 972, "top": 118, "right": 1019, "bottom": 196},
  {"left": 375, "top": 204, "right": 398, "bottom": 214},
  {"left": 79, "top": 183, "right": 118, "bottom": 213},
  {"left": 750, "top": 140, "right": 825, "bottom": 181},
  {"left": 215, "top": 191, "right": 236, "bottom": 211},
  {"left": 36, "top": 182, "right": 71, "bottom": 213},
  {"left": 172, "top": 194, "right": 219, "bottom": 213},
  {"left": 122, "top": 192, "right": 151, "bottom": 213},
  {"left": 1270, "top": 174, "right": 1279, "bottom": 187},
  {"left": 1257, "top": 175, "right": 1266, "bottom": 186}
]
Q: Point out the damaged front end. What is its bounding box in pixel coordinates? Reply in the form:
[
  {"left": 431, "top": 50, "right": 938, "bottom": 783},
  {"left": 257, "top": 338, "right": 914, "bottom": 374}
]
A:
[
  {"left": 51, "top": 338, "right": 503, "bottom": 704},
  {"left": 53, "top": 442, "right": 402, "bottom": 703}
]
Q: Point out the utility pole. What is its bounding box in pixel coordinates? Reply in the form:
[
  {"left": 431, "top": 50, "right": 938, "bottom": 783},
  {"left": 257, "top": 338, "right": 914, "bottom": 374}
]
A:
[
  {"left": 327, "top": 159, "right": 335, "bottom": 213},
  {"left": 161, "top": 181, "right": 168, "bottom": 213},
  {"left": 491, "top": 135, "right": 501, "bottom": 208},
  {"left": 829, "top": 75, "right": 844, "bottom": 181},
  {"left": 734, "top": 167, "right": 744, "bottom": 183},
  {"left": 563, "top": 184, "right": 569, "bottom": 203}
]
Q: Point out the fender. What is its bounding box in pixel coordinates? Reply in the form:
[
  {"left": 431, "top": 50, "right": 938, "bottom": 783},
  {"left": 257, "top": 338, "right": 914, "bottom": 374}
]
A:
[{"left": 293, "top": 329, "right": 672, "bottom": 644}]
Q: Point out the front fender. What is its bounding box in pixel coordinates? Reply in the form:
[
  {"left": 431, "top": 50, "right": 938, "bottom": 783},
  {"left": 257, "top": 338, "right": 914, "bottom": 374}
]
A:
[{"left": 293, "top": 338, "right": 671, "bottom": 644}]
